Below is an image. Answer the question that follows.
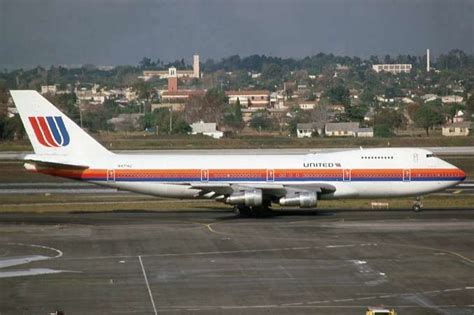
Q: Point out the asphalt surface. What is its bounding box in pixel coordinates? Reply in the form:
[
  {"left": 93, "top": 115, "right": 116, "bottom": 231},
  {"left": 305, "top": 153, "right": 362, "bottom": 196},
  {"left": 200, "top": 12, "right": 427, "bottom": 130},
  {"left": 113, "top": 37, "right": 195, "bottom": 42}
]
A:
[{"left": 0, "top": 209, "right": 473, "bottom": 314}]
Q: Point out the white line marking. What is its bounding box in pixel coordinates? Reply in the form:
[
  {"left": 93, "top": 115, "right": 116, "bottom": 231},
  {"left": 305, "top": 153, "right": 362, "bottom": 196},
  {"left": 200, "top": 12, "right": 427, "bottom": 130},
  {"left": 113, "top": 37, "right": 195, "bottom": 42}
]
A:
[
  {"left": 138, "top": 255, "right": 157, "bottom": 315},
  {"left": 443, "top": 288, "right": 463, "bottom": 292}
]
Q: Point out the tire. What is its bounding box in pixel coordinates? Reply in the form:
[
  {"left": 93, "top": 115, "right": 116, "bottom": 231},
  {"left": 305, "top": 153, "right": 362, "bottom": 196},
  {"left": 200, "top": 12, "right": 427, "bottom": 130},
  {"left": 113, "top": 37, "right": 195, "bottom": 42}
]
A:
[
  {"left": 412, "top": 204, "right": 421, "bottom": 212},
  {"left": 234, "top": 206, "right": 252, "bottom": 218}
]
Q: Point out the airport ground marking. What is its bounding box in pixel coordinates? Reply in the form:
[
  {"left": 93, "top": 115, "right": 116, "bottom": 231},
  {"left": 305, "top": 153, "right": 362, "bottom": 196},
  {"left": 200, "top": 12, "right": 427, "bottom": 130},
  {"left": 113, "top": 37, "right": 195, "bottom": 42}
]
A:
[
  {"left": 138, "top": 255, "right": 157, "bottom": 315},
  {"left": 7, "top": 242, "right": 63, "bottom": 258},
  {"left": 380, "top": 241, "right": 474, "bottom": 265},
  {"left": 153, "top": 286, "right": 474, "bottom": 311}
]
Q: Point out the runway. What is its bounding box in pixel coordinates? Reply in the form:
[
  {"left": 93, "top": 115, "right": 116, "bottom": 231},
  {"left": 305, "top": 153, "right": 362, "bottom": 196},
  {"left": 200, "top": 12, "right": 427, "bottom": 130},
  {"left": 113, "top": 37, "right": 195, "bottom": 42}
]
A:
[{"left": 0, "top": 209, "right": 473, "bottom": 314}]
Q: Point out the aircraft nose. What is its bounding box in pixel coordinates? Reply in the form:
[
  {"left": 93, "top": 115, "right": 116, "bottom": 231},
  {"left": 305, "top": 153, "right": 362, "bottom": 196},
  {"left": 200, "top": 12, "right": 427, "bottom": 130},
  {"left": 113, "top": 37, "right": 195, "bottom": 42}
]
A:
[{"left": 457, "top": 168, "right": 466, "bottom": 182}]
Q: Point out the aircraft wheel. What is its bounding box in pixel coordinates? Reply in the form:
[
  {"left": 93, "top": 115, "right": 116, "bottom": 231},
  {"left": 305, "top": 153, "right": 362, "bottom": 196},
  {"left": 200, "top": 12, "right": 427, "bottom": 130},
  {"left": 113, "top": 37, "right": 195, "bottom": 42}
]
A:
[
  {"left": 234, "top": 205, "right": 252, "bottom": 218},
  {"left": 413, "top": 196, "right": 423, "bottom": 212}
]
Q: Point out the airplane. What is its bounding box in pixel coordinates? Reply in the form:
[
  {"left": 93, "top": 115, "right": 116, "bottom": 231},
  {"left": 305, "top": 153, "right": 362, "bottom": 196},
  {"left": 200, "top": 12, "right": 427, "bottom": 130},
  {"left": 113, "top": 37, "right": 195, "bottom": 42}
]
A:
[{"left": 10, "top": 90, "right": 466, "bottom": 216}]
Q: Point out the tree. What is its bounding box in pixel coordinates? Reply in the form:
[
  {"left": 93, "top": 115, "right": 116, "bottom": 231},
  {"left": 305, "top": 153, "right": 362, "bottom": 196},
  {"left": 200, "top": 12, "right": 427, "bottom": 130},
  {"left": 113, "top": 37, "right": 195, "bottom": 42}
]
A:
[
  {"left": 466, "top": 94, "right": 474, "bottom": 119},
  {"left": 374, "top": 107, "right": 405, "bottom": 131},
  {"left": 346, "top": 105, "right": 368, "bottom": 122},
  {"left": 172, "top": 116, "right": 191, "bottom": 134},
  {"left": 287, "top": 107, "right": 312, "bottom": 135},
  {"left": 413, "top": 103, "right": 445, "bottom": 136},
  {"left": 374, "top": 124, "right": 394, "bottom": 137},
  {"left": 184, "top": 88, "right": 227, "bottom": 124},
  {"left": 249, "top": 110, "right": 275, "bottom": 131},
  {"left": 0, "top": 115, "right": 25, "bottom": 140},
  {"left": 324, "top": 84, "right": 350, "bottom": 106},
  {"left": 133, "top": 80, "right": 153, "bottom": 101},
  {"left": 139, "top": 57, "right": 153, "bottom": 70},
  {"left": 223, "top": 98, "right": 244, "bottom": 132}
]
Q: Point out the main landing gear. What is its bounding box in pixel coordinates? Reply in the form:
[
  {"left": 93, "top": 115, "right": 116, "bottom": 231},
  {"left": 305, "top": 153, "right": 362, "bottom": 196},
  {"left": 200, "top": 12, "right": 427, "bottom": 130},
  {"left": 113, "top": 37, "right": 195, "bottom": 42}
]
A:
[
  {"left": 412, "top": 196, "right": 423, "bottom": 212},
  {"left": 233, "top": 204, "right": 273, "bottom": 218}
]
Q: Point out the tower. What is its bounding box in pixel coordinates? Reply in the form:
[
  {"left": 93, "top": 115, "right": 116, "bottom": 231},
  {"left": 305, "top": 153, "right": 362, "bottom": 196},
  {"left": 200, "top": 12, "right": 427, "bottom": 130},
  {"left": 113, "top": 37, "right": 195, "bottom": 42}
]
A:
[
  {"left": 168, "top": 67, "right": 178, "bottom": 92},
  {"left": 426, "top": 49, "right": 430, "bottom": 72},
  {"left": 193, "top": 54, "right": 200, "bottom": 78}
]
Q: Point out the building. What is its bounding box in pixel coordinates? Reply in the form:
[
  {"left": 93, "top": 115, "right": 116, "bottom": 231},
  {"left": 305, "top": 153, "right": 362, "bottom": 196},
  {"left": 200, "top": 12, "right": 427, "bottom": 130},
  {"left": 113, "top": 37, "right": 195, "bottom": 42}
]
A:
[
  {"left": 298, "top": 101, "right": 318, "bottom": 110},
  {"left": 168, "top": 76, "right": 178, "bottom": 92},
  {"left": 190, "top": 121, "right": 223, "bottom": 139},
  {"left": 442, "top": 122, "right": 471, "bottom": 136},
  {"left": 357, "top": 127, "right": 374, "bottom": 138},
  {"left": 160, "top": 90, "right": 204, "bottom": 106},
  {"left": 372, "top": 64, "right": 412, "bottom": 74},
  {"left": 75, "top": 87, "right": 107, "bottom": 105},
  {"left": 226, "top": 90, "right": 270, "bottom": 109},
  {"left": 142, "top": 55, "right": 200, "bottom": 80},
  {"left": 325, "top": 122, "right": 373, "bottom": 137},
  {"left": 296, "top": 123, "right": 324, "bottom": 138},
  {"left": 159, "top": 73, "right": 205, "bottom": 111},
  {"left": 108, "top": 113, "right": 144, "bottom": 132},
  {"left": 441, "top": 95, "right": 464, "bottom": 104},
  {"left": 453, "top": 110, "right": 465, "bottom": 123},
  {"left": 41, "top": 85, "right": 57, "bottom": 95}
]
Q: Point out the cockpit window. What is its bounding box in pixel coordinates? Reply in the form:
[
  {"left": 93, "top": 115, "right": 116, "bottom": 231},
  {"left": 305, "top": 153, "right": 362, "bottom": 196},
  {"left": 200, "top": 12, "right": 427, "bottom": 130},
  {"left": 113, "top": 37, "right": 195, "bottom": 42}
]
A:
[{"left": 426, "top": 154, "right": 435, "bottom": 158}]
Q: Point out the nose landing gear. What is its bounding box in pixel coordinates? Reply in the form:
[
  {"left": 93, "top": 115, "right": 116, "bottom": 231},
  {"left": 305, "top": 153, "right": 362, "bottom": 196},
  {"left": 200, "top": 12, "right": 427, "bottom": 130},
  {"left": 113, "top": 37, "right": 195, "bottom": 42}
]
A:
[{"left": 412, "top": 196, "right": 423, "bottom": 212}]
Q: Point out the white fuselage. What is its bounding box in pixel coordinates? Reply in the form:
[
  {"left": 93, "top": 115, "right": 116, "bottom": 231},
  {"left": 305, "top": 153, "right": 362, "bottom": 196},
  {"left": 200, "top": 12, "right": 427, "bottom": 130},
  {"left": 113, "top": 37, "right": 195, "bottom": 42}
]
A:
[{"left": 48, "top": 148, "right": 465, "bottom": 201}]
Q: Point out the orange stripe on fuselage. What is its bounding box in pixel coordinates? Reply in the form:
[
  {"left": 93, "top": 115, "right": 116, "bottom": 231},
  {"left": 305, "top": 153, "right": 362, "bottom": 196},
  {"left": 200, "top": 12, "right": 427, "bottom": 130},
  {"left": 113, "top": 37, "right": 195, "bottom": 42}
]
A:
[{"left": 29, "top": 167, "right": 465, "bottom": 181}]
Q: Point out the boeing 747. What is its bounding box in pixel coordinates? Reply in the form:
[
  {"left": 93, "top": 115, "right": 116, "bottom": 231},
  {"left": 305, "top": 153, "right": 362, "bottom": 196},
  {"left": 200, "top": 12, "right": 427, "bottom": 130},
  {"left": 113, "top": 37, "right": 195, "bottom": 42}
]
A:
[{"left": 11, "top": 90, "right": 466, "bottom": 216}]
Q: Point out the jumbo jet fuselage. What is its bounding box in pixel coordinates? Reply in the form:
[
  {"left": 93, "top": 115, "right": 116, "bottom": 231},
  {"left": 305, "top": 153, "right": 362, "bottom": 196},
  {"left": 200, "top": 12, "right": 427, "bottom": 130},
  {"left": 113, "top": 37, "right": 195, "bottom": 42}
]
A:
[
  {"left": 11, "top": 90, "right": 466, "bottom": 214},
  {"left": 27, "top": 147, "right": 465, "bottom": 202}
]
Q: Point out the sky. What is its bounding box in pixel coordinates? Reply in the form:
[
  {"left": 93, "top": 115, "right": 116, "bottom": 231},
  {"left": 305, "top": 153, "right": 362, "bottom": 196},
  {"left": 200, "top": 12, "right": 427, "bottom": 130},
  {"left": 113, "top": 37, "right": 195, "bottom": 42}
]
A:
[{"left": 0, "top": 0, "right": 473, "bottom": 69}]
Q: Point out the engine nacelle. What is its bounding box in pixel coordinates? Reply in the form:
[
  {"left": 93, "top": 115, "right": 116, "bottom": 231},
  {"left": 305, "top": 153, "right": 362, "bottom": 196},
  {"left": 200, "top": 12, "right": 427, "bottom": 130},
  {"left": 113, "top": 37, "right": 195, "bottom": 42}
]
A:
[
  {"left": 226, "top": 189, "right": 263, "bottom": 206},
  {"left": 279, "top": 191, "right": 318, "bottom": 208}
]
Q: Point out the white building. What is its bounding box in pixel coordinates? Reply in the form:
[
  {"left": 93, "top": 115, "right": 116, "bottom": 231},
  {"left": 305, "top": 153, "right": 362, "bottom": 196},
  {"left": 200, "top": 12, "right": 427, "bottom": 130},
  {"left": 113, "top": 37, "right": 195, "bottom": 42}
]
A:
[
  {"left": 41, "top": 85, "right": 57, "bottom": 95},
  {"left": 226, "top": 90, "right": 270, "bottom": 109},
  {"left": 298, "top": 101, "right": 318, "bottom": 110},
  {"left": 190, "top": 121, "right": 223, "bottom": 139},
  {"left": 296, "top": 123, "right": 324, "bottom": 138},
  {"left": 442, "top": 122, "right": 471, "bottom": 136},
  {"left": 372, "top": 64, "right": 412, "bottom": 74},
  {"left": 325, "top": 122, "right": 373, "bottom": 137},
  {"left": 441, "top": 95, "right": 464, "bottom": 104}
]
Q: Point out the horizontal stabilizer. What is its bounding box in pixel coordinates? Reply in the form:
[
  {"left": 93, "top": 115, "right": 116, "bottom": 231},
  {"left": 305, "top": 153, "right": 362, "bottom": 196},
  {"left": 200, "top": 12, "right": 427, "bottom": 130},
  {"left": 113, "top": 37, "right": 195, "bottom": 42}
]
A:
[{"left": 23, "top": 154, "right": 89, "bottom": 169}]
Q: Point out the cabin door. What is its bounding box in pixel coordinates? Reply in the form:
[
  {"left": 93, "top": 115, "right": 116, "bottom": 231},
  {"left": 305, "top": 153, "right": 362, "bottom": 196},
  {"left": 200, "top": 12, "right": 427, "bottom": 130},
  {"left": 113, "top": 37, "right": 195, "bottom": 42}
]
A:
[
  {"left": 343, "top": 169, "right": 351, "bottom": 182},
  {"left": 266, "top": 169, "right": 275, "bottom": 182},
  {"left": 403, "top": 169, "right": 411, "bottom": 182},
  {"left": 201, "top": 169, "right": 209, "bottom": 182},
  {"left": 107, "top": 169, "right": 115, "bottom": 182}
]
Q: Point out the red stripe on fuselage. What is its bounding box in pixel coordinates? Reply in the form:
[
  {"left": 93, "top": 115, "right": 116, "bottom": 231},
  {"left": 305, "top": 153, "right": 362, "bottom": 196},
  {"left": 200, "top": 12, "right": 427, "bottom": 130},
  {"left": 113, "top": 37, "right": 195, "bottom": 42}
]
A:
[{"left": 30, "top": 168, "right": 465, "bottom": 181}]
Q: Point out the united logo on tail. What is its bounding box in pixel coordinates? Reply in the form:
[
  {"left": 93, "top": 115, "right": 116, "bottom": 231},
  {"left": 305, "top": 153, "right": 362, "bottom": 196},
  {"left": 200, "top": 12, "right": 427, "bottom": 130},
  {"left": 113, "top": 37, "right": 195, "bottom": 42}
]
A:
[{"left": 28, "top": 116, "right": 70, "bottom": 147}]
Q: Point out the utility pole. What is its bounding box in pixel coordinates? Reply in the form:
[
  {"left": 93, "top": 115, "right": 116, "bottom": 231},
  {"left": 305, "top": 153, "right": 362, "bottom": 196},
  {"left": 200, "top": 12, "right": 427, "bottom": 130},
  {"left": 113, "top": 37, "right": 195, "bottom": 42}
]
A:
[
  {"left": 79, "top": 108, "right": 83, "bottom": 128},
  {"left": 169, "top": 107, "right": 172, "bottom": 134}
]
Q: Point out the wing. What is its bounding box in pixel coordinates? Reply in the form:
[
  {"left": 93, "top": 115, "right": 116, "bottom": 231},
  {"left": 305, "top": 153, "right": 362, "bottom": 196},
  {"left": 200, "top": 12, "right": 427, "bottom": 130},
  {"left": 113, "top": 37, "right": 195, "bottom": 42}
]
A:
[{"left": 190, "top": 182, "right": 336, "bottom": 201}]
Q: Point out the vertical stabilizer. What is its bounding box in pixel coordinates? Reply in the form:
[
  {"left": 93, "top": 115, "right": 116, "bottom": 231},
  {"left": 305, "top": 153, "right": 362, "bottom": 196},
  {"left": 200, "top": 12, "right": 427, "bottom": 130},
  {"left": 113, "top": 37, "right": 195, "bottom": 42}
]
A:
[{"left": 10, "top": 90, "right": 111, "bottom": 157}]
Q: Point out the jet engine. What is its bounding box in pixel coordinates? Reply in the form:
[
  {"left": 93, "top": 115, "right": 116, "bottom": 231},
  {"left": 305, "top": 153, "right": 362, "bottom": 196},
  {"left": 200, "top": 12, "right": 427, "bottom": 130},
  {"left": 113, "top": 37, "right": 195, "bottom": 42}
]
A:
[
  {"left": 226, "top": 189, "right": 263, "bottom": 206},
  {"left": 279, "top": 191, "right": 317, "bottom": 208}
]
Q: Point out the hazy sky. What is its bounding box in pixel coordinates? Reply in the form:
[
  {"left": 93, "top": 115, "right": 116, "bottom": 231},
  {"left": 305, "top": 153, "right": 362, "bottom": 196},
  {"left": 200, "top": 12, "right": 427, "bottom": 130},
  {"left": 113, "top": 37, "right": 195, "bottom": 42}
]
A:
[{"left": 0, "top": 0, "right": 473, "bottom": 69}]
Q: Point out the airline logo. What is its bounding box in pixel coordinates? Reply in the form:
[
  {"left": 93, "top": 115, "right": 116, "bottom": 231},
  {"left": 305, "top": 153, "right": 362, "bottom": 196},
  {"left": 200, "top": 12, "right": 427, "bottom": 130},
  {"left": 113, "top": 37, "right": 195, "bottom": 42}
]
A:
[{"left": 28, "top": 116, "right": 70, "bottom": 147}]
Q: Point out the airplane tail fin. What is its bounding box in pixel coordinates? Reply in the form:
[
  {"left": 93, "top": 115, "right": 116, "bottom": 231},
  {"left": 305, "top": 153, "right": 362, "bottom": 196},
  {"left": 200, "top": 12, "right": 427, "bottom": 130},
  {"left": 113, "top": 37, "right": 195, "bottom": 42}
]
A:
[{"left": 10, "top": 90, "right": 111, "bottom": 157}]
